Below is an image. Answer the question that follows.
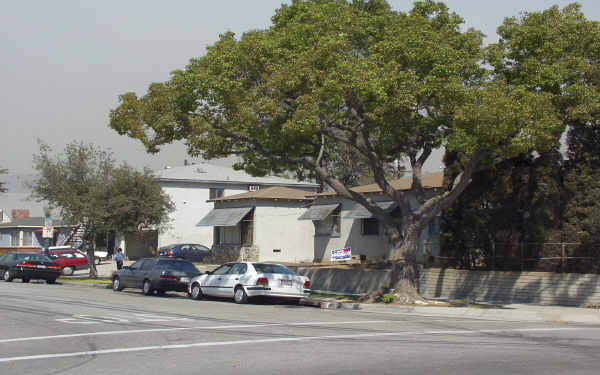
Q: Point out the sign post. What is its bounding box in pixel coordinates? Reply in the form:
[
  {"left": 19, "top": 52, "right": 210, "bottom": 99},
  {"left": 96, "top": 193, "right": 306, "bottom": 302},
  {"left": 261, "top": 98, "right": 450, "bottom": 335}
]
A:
[{"left": 42, "top": 216, "right": 53, "bottom": 255}]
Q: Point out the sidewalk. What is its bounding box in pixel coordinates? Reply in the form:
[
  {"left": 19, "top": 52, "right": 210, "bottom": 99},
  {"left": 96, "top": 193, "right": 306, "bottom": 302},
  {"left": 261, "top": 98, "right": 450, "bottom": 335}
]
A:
[{"left": 358, "top": 302, "right": 600, "bottom": 325}]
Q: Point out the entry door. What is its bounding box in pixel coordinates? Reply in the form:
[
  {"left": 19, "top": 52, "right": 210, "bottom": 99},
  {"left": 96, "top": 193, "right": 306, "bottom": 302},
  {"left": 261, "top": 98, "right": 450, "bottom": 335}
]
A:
[{"left": 201, "top": 263, "right": 232, "bottom": 297}]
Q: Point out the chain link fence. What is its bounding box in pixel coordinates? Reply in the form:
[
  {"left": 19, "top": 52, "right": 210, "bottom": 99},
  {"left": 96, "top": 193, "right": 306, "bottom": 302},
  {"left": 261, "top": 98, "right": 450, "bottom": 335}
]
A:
[{"left": 428, "top": 241, "right": 600, "bottom": 274}]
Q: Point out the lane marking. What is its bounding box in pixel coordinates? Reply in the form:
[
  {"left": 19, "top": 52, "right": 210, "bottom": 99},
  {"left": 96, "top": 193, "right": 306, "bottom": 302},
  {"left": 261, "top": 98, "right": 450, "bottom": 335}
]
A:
[
  {"left": 0, "top": 327, "right": 596, "bottom": 363},
  {"left": 0, "top": 320, "right": 386, "bottom": 344}
]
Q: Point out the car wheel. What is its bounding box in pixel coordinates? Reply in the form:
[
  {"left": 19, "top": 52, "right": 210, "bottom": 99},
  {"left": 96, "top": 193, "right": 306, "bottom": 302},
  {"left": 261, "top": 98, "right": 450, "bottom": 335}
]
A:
[
  {"left": 234, "top": 286, "right": 248, "bottom": 304},
  {"left": 62, "top": 266, "right": 74, "bottom": 276},
  {"left": 190, "top": 283, "right": 203, "bottom": 300},
  {"left": 143, "top": 280, "right": 153, "bottom": 296},
  {"left": 112, "top": 277, "right": 123, "bottom": 291},
  {"left": 3, "top": 269, "right": 14, "bottom": 282},
  {"left": 157, "top": 290, "right": 165, "bottom": 296},
  {"left": 47, "top": 279, "right": 57, "bottom": 284},
  {"left": 22, "top": 277, "right": 30, "bottom": 283}
]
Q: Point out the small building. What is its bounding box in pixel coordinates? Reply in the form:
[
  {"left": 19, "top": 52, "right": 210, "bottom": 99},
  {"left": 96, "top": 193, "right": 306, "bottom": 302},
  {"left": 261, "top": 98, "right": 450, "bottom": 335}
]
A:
[
  {"left": 300, "top": 172, "right": 444, "bottom": 263},
  {"left": 154, "top": 163, "right": 320, "bottom": 254},
  {"left": 197, "top": 186, "right": 315, "bottom": 263},
  {"left": 0, "top": 217, "right": 72, "bottom": 253}
]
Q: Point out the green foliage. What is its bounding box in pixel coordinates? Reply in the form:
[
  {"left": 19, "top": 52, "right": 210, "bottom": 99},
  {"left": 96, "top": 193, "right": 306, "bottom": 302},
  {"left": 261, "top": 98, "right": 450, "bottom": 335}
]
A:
[
  {"left": 109, "top": 1, "right": 600, "bottom": 262},
  {"left": 29, "top": 141, "right": 174, "bottom": 236},
  {"left": 382, "top": 293, "right": 395, "bottom": 303}
]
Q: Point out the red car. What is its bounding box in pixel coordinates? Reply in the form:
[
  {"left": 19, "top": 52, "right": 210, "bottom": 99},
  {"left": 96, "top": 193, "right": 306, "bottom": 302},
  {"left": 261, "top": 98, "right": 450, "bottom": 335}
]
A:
[{"left": 41, "top": 246, "right": 89, "bottom": 276}]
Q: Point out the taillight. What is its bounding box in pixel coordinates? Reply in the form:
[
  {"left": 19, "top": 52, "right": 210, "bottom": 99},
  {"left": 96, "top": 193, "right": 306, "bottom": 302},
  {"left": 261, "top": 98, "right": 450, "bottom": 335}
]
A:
[
  {"left": 304, "top": 280, "right": 311, "bottom": 289},
  {"left": 167, "top": 250, "right": 174, "bottom": 256},
  {"left": 160, "top": 275, "right": 180, "bottom": 280},
  {"left": 256, "top": 277, "right": 269, "bottom": 287}
]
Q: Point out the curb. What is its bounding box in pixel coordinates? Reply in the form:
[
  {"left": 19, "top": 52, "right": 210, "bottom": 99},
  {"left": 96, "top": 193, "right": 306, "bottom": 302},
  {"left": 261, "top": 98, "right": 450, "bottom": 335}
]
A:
[{"left": 300, "top": 298, "right": 361, "bottom": 310}]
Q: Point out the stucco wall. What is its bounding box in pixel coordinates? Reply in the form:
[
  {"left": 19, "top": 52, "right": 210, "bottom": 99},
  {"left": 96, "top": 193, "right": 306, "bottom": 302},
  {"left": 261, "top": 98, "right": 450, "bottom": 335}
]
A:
[
  {"left": 254, "top": 203, "right": 314, "bottom": 263},
  {"left": 312, "top": 197, "right": 439, "bottom": 263},
  {"left": 158, "top": 182, "right": 249, "bottom": 247}
]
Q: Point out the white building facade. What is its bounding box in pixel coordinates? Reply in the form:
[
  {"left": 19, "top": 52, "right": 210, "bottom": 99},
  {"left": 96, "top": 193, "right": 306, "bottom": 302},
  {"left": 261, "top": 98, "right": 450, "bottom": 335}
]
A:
[{"left": 155, "top": 163, "right": 319, "bottom": 250}]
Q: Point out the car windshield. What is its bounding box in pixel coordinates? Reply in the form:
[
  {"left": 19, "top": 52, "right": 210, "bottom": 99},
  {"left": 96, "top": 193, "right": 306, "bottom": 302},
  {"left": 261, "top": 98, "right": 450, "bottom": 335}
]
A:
[
  {"left": 158, "top": 260, "right": 199, "bottom": 273},
  {"left": 252, "top": 264, "right": 295, "bottom": 275}
]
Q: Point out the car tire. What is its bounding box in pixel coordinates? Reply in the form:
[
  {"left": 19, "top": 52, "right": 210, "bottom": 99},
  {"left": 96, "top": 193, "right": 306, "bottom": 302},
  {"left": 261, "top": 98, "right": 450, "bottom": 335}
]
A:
[
  {"left": 143, "top": 280, "right": 154, "bottom": 296},
  {"left": 157, "top": 290, "right": 165, "bottom": 296},
  {"left": 62, "top": 266, "right": 74, "bottom": 276},
  {"left": 22, "top": 277, "right": 30, "bottom": 283},
  {"left": 3, "top": 269, "right": 14, "bottom": 282},
  {"left": 234, "top": 286, "right": 248, "bottom": 304},
  {"left": 190, "top": 283, "right": 203, "bottom": 300},
  {"left": 47, "top": 279, "right": 57, "bottom": 284},
  {"left": 113, "top": 277, "right": 123, "bottom": 291}
]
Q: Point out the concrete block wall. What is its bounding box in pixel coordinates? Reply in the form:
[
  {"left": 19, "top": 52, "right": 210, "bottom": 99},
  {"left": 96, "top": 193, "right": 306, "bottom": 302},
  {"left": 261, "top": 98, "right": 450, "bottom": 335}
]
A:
[{"left": 419, "top": 268, "right": 600, "bottom": 307}]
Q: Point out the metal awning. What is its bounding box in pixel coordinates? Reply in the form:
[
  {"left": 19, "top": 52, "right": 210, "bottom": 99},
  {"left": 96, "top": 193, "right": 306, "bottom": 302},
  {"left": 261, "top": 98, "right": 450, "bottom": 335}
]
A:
[
  {"left": 197, "top": 206, "right": 254, "bottom": 227},
  {"left": 344, "top": 201, "right": 397, "bottom": 219},
  {"left": 298, "top": 204, "right": 340, "bottom": 221}
]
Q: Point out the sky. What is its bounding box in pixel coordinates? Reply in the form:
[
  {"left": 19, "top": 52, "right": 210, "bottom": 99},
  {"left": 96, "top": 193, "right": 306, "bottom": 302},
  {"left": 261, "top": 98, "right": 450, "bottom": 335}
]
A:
[{"left": 1, "top": 0, "right": 599, "bottom": 198}]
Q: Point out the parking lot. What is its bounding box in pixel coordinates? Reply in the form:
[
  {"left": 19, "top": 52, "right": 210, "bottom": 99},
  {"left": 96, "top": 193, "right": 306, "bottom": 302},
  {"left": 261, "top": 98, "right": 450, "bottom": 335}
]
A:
[{"left": 2, "top": 281, "right": 600, "bottom": 375}]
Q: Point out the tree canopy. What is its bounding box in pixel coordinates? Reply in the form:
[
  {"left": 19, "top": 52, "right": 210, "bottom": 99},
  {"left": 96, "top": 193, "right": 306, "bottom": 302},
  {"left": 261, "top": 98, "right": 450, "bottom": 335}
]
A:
[
  {"left": 30, "top": 141, "right": 174, "bottom": 276},
  {"left": 109, "top": 0, "right": 600, "bottom": 269}
]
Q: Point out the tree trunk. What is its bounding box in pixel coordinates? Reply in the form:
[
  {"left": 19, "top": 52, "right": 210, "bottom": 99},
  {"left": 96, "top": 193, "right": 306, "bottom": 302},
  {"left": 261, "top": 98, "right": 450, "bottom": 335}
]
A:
[
  {"left": 386, "top": 229, "right": 425, "bottom": 303},
  {"left": 87, "top": 233, "right": 97, "bottom": 278}
]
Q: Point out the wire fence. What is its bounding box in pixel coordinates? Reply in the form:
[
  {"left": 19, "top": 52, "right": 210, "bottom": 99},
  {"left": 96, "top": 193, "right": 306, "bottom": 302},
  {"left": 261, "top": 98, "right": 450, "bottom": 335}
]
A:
[{"left": 427, "top": 241, "right": 600, "bottom": 274}]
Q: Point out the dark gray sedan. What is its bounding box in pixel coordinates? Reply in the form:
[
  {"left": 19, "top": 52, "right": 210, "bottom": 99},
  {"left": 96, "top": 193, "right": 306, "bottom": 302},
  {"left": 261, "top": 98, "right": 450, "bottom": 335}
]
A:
[{"left": 111, "top": 257, "right": 201, "bottom": 295}]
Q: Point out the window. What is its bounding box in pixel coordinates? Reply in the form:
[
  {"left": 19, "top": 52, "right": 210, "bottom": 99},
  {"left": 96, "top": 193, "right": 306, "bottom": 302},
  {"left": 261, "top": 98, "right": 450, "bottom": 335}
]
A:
[
  {"left": 361, "top": 218, "right": 379, "bottom": 235},
  {"left": 252, "top": 263, "right": 295, "bottom": 275},
  {"left": 315, "top": 207, "right": 341, "bottom": 237},
  {"left": 22, "top": 231, "right": 33, "bottom": 246},
  {"left": 209, "top": 188, "right": 224, "bottom": 200},
  {"left": 10, "top": 231, "right": 20, "bottom": 246},
  {"left": 230, "top": 263, "right": 248, "bottom": 274},
  {"left": 212, "top": 264, "right": 233, "bottom": 275},
  {"left": 219, "top": 226, "right": 241, "bottom": 244},
  {"left": 248, "top": 185, "right": 260, "bottom": 191}
]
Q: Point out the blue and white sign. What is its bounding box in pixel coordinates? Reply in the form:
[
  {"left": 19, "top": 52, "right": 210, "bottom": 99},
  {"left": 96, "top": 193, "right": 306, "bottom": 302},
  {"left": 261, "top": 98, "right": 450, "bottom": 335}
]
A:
[{"left": 331, "top": 247, "right": 351, "bottom": 261}]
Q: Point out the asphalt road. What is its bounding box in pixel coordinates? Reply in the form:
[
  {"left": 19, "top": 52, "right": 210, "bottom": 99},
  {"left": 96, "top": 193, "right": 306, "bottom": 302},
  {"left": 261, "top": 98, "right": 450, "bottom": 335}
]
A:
[{"left": 1, "top": 281, "right": 600, "bottom": 375}]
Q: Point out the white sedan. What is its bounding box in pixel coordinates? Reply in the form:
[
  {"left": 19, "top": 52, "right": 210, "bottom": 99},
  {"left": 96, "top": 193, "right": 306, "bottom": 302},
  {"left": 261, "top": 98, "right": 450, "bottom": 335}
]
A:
[{"left": 188, "top": 262, "right": 311, "bottom": 304}]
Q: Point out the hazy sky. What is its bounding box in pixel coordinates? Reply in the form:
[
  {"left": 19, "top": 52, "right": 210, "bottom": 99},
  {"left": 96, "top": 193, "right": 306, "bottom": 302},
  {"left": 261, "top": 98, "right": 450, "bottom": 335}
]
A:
[{"left": 2, "top": 0, "right": 599, "bottom": 188}]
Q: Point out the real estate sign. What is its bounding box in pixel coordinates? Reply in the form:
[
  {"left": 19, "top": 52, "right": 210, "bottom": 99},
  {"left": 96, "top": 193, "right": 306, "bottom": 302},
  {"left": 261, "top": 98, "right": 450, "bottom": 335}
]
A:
[{"left": 331, "top": 247, "right": 351, "bottom": 262}]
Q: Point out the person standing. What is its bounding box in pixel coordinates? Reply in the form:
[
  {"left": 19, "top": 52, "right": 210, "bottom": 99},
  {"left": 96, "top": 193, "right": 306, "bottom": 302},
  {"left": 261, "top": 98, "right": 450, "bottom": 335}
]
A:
[{"left": 115, "top": 248, "right": 124, "bottom": 270}]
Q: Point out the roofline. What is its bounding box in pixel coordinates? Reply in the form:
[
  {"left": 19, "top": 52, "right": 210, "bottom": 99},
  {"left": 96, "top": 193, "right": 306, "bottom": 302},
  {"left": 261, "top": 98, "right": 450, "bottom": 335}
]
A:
[
  {"left": 154, "top": 178, "right": 320, "bottom": 188},
  {"left": 208, "top": 197, "right": 314, "bottom": 203}
]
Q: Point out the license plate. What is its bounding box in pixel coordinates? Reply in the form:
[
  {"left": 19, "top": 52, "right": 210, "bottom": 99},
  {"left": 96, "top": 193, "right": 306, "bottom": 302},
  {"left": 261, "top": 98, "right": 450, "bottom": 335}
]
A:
[
  {"left": 36, "top": 265, "right": 46, "bottom": 269},
  {"left": 180, "top": 277, "right": 190, "bottom": 283},
  {"left": 280, "top": 280, "right": 293, "bottom": 287}
]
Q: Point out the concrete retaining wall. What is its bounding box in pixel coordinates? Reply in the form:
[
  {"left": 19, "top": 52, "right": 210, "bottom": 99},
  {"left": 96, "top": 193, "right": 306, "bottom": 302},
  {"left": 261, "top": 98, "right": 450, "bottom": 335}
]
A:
[
  {"left": 297, "top": 266, "right": 600, "bottom": 306},
  {"left": 419, "top": 268, "right": 600, "bottom": 307}
]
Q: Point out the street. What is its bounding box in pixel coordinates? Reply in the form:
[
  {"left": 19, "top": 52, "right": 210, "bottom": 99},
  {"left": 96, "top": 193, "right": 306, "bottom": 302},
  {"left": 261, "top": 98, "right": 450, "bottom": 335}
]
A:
[{"left": 1, "top": 282, "right": 600, "bottom": 375}]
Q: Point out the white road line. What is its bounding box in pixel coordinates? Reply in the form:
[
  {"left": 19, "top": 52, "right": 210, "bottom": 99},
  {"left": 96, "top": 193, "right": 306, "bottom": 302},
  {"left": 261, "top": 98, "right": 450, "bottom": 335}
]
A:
[
  {"left": 0, "top": 320, "right": 386, "bottom": 344},
  {"left": 0, "top": 327, "right": 595, "bottom": 363}
]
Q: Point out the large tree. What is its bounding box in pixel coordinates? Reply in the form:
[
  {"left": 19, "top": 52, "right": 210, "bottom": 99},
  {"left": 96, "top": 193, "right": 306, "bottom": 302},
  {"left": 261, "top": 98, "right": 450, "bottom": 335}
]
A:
[
  {"left": 30, "top": 141, "right": 174, "bottom": 277},
  {"left": 109, "top": 0, "right": 600, "bottom": 293}
]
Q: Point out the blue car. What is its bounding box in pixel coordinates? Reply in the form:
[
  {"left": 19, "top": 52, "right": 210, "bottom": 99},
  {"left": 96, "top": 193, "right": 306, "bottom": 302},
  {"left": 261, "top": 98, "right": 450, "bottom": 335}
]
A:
[{"left": 157, "top": 244, "right": 212, "bottom": 262}]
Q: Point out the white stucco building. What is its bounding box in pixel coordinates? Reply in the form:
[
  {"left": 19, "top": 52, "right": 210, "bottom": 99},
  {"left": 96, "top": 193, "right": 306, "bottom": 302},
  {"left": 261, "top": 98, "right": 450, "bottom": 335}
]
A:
[
  {"left": 300, "top": 172, "right": 443, "bottom": 263},
  {"left": 197, "top": 186, "right": 316, "bottom": 263},
  {"left": 154, "top": 163, "right": 320, "bottom": 251}
]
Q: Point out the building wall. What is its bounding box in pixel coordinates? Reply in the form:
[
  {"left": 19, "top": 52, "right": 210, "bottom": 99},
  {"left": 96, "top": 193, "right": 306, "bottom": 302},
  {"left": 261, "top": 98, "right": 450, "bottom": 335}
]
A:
[
  {"left": 312, "top": 196, "right": 440, "bottom": 263},
  {"left": 254, "top": 203, "right": 314, "bottom": 263},
  {"left": 158, "top": 182, "right": 250, "bottom": 248}
]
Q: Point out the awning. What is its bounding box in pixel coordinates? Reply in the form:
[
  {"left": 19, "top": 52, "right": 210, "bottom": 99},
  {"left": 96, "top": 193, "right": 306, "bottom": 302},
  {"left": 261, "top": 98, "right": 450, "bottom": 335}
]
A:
[
  {"left": 344, "top": 201, "right": 397, "bottom": 219},
  {"left": 298, "top": 204, "right": 340, "bottom": 221},
  {"left": 197, "top": 206, "right": 254, "bottom": 227}
]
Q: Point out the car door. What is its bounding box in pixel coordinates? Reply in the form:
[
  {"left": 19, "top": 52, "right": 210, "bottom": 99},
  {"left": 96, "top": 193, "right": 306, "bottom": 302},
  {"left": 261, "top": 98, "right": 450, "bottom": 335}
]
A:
[
  {"left": 133, "top": 259, "right": 155, "bottom": 288},
  {"left": 201, "top": 263, "right": 232, "bottom": 297},
  {"left": 122, "top": 260, "right": 144, "bottom": 288},
  {"left": 219, "top": 263, "right": 248, "bottom": 298}
]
